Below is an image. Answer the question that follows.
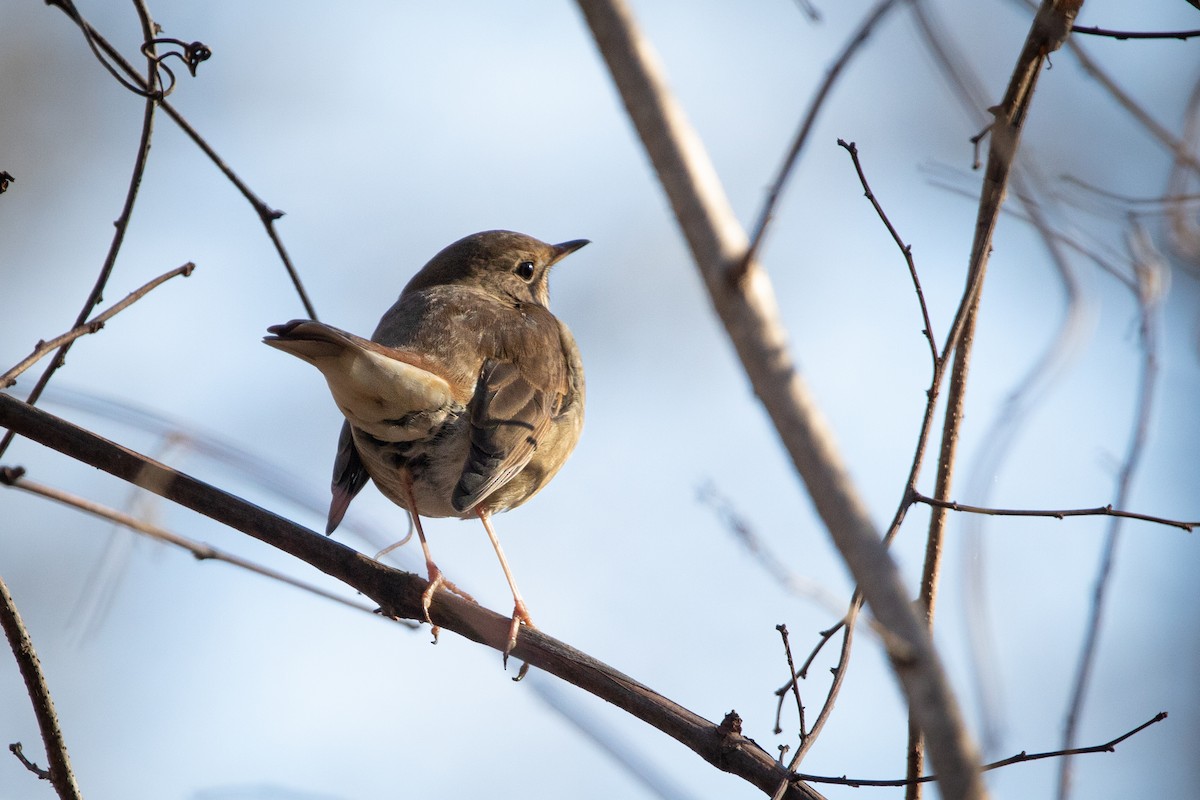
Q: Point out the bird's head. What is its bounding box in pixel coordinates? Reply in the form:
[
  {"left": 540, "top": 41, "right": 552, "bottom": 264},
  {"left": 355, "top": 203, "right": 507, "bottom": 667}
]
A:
[{"left": 404, "top": 230, "right": 589, "bottom": 308}]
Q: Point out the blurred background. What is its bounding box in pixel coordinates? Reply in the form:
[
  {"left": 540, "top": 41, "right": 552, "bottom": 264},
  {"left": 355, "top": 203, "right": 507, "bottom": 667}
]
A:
[{"left": 1, "top": 1, "right": 1198, "bottom": 798}]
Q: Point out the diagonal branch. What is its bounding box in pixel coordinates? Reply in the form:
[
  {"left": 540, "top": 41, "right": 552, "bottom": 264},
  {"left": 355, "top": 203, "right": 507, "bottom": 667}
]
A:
[
  {"left": 573, "top": 1, "right": 985, "bottom": 797},
  {"left": 1, "top": 263, "right": 195, "bottom": 389},
  {"left": 0, "top": 393, "right": 826, "bottom": 800}
]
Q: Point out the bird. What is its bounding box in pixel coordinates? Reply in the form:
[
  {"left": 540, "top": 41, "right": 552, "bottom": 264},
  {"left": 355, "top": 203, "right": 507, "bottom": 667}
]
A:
[{"left": 264, "top": 230, "right": 587, "bottom": 663}]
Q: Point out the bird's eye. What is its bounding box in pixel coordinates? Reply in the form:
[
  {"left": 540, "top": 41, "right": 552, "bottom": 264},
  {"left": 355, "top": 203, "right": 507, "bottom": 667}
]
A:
[{"left": 515, "top": 261, "right": 536, "bottom": 281}]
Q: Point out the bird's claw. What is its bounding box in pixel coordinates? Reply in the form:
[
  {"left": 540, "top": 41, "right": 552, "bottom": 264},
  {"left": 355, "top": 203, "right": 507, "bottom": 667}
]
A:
[
  {"left": 502, "top": 602, "right": 535, "bottom": 678},
  {"left": 421, "top": 565, "right": 446, "bottom": 643}
]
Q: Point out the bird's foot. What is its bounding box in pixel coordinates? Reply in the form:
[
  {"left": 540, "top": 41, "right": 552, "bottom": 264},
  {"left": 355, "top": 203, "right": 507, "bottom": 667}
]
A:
[
  {"left": 421, "top": 564, "right": 445, "bottom": 643},
  {"left": 503, "top": 601, "right": 536, "bottom": 679}
]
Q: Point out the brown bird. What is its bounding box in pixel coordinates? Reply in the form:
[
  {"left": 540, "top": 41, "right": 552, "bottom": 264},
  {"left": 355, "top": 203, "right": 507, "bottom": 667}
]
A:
[{"left": 265, "top": 230, "right": 587, "bottom": 661}]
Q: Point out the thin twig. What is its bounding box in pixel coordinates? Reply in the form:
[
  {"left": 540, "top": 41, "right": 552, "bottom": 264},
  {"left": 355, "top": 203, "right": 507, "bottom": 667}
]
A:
[
  {"left": 1071, "top": 25, "right": 1200, "bottom": 41},
  {"left": 0, "top": 466, "right": 391, "bottom": 620},
  {"left": 0, "top": 578, "right": 83, "bottom": 799},
  {"left": 775, "top": 604, "right": 858, "bottom": 787},
  {"left": 913, "top": 493, "right": 1194, "bottom": 532},
  {"left": 787, "top": 712, "right": 1166, "bottom": 787},
  {"left": 837, "top": 139, "right": 939, "bottom": 367},
  {"left": 737, "top": 0, "right": 904, "bottom": 280},
  {"left": 0, "top": 393, "right": 827, "bottom": 800},
  {"left": 0, "top": 0, "right": 162, "bottom": 462},
  {"left": 8, "top": 742, "right": 50, "bottom": 780},
  {"left": 1, "top": 264, "right": 195, "bottom": 389},
  {"left": 775, "top": 625, "right": 807, "bottom": 739}
]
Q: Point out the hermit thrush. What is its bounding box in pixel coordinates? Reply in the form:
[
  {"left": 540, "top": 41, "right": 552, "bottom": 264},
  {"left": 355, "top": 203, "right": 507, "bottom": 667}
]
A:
[{"left": 265, "top": 230, "right": 587, "bottom": 661}]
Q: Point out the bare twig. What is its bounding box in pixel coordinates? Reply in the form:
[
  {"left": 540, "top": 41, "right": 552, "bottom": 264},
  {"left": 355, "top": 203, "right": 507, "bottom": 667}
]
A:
[
  {"left": 1, "top": 263, "right": 195, "bottom": 389},
  {"left": 788, "top": 711, "right": 1166, "bottom": 787},
  {"left": 913, "top": 493, "right": 1194, "bottom": 532},
  {"left": 575, "top": 1, "right": 986, "bottom": 795},
  {"left": 737, "top": 0, "right": 904, "bottom": 280},
  {"left": 0, "top": 394, "right": 827, "bottom": 800},
  {"left": 837, "top": 139, "right": 939, "bottom": 367},
  {"left": 0, "top": 466, "right": 390, "bottom": 620},
  {"left": 775, "top": 625, "right": 807, "bottom": 739},
  {"left": 1070, "top": 25, "right": 1200, "bottom": 41},
  {"left": 0, "top": 0, "right": 162, "bottom": 462},
  {"left": 8, "top": 742, "right": 51, "bottom": 780},
  {"left": 0, "top": 577, "right": 83, "bottom": 799}
]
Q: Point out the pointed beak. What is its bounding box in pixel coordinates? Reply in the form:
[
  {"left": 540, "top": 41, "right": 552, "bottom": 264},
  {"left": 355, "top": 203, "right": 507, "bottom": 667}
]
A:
[{"left": 550, "top": 239, "right": 590, "bottom": 264}]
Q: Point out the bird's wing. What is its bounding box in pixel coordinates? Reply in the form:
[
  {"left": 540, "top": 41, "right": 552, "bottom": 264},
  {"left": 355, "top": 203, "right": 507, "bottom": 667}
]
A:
[
  {"left": 326, "top": 421, "right": 369, "bottom": 535},
  {"left": 452, "top": 356, "right": 562, "bottom": 513}
]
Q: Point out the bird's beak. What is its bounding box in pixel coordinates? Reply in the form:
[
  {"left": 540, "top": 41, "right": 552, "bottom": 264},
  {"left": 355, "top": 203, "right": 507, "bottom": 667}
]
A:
[{"left": 550, "top": 239, "right": 590, "bottom": 264}]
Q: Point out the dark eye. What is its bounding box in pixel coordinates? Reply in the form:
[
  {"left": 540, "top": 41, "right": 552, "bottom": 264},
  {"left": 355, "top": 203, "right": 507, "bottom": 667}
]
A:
[{"left": 515, "top": 260, "right": 536, "bottom": 281}]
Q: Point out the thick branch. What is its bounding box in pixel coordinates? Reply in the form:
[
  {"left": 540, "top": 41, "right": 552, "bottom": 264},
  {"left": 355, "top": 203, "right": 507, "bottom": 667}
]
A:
[
  {"left": 573, "top": 1, "right": 984, "bottom": 796},
  {"left": 0, "top": 393, "right": 825, "bottom": 800}
]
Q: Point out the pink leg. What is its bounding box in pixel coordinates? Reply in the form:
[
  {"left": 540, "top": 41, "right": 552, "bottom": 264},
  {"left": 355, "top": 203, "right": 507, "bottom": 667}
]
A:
[
  {"left": 399, "top": 476, "right": 443, "bottom": 637},
  {"left": 477, "top": 509, "right": 535, "bottom": 666}
]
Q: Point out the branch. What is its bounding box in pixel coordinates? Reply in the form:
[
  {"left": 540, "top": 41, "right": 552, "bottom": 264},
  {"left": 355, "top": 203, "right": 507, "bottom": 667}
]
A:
[
  {"left": 0, "top": 393, "right": 826, "bottom": 800},
  {"left": 913, "top": 493, "right": 1195, "bottom": 532},
  {"left": 1, "top": 263, "right": 195, "bottom": 389},
  {"left": 0, "top": 578, "right": 83, "bottom": 799},
  {"left": 573, "top": 1, "right": 985, "bottom": 797}
]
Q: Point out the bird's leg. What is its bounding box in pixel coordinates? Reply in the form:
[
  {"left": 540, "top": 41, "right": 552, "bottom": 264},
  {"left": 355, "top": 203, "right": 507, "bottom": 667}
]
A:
[
  {"left": 477, "top": 509, "right": 535, "bottom": 669},
  {"left": 399, "top": 476, "right": 444, "bottom": 641}
]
